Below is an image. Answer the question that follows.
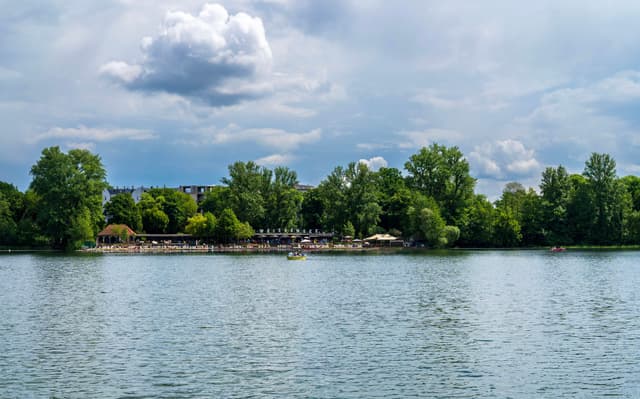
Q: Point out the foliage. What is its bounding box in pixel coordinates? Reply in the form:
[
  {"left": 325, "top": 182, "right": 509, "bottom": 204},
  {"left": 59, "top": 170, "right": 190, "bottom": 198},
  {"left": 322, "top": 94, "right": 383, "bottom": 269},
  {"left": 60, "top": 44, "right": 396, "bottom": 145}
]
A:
[
  {"left": 145, "top": 188, "right": 197, "bottom": 233},
  {"left": 404, "top": 143, "right": 475, "bottom": 224},
  {"left": 104, "top": 193, "right": 142, "bottom": 232},
  {"left": 29, "top": 147, "right": 108, "bottom": 250},
  {"left": 185, "top": 212, "right": 217, "bottom": 238},
  {"left": 10, "top": 146, "right": 640, "bottom": 249},
  {"left": 138, "top": 193, "right": 169, "bottom": 233},
  {"left": 221, "top": 161, "right": 267, "bottom": 228},
  {"left": 215, "top": 208, "right": 253, "bottom": 243}
]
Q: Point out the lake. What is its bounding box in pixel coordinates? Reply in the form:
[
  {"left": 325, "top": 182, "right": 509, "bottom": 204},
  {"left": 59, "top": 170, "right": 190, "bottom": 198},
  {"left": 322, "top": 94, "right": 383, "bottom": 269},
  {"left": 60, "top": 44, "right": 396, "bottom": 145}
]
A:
[{"left": 1, "top": 250, "right": 640, "bottom": 398}]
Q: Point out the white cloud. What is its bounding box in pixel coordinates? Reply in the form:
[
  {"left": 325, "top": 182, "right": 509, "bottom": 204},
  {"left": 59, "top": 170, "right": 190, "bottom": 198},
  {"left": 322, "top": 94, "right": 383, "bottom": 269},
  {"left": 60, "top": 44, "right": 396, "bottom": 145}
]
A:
[
  {"left": 101, "top": 3, "right": 273, "bottom": 106},
  {"left": 397, "top": 128, "right": 463, "bottom": 149},
  {"left": 411, "top": 89, "right": 470, "bottom": 109},
  {"left": 255, "top": 153, "right": 295, "bottom": 166},
  {"left": 193, "top": 124, "right": 321, "bottom": 150},
  {"left": 358, "top": 156, "right": 387, "bottom": 171},
  {"left": 65, "top": 142, "right": 96, "bottom": 151},
  {"left": 469, "top": 139, "right": 541, "bottom": 179},
  {"left": 31, "top": 126, "right": 157, "bottom": 143}
]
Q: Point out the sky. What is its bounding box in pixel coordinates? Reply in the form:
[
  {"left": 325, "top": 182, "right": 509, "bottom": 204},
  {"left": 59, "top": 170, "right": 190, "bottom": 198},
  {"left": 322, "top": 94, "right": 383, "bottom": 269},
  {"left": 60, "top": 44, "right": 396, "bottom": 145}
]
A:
[{"left": 2, "top": 1, "right": 640, "bottom": 198}]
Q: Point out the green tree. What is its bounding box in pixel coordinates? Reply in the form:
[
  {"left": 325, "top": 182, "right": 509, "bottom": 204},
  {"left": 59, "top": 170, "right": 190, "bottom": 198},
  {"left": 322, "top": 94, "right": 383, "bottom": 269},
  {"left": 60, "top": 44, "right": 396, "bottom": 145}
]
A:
[
  {"left": 458, "top": 194, "right": 495, "bottom": 247},
  {"left": 373, "top": 167, "right": 407, "bottom": 232},
  {"left": 346, "top": 162, "right": 381, "bottom": 237},
  {"left": 215, "top": 208, "right": 247, "bottom": 243},
  {"left": 316, "top": 165, "right": 349, "bottom": 233},
  {"left": 145, "top": 188, "right": 197, "bottom": 233},
  {"left": 621, "top": 175, "right": 640, "bottom": 212},
  {"left": 341, "top": 220, "right": 356, "bottom": 238},
  {"left": 300, "top": 188, "right": 324, "bottom": 230},
  {"left": 408, "top": 205, "right": 445, "bottom": 247},
  {"left": 540, "top": 166, "right": 571, "bottom": 245},
  {"left": 185, "top": 212, "right": 217, "bottom": 238},
  {"left": 495, "top": 182, "right": 544, "bottom": 246},
  {"left": 264, "top": 166, "right": 302, "bottom": 229},
  {"left": 0, "top": 192, "right": 17, "bottom": 245},
  {"left": 566, "top": 174, "right": 593, "bottom": 244},
  {"left": 138, "top": 193, "right": 169, "bottom": 233},
  {"left": 200, "top": 186, "right": 231, "bottom": 215},
  {"left": 104, "top": 193, "right": 142, "bottom": 232},
  {"left": 442, "top": 225, "right": 460, "bottom": 247},
  {"left": 493, "top": 208, "right": 522, "bottom": 247},
  {"left": 404, "top": 144, "right": 475, "bottom": 224},
  {"left": 222, "top": 161, "right": 267, "bottom": 228},
  {"left": 583, "top": 153, "right": 627, "bottom": 244},
  {"left": 29, "top": 147, "right": 108, "bottom": 250}
]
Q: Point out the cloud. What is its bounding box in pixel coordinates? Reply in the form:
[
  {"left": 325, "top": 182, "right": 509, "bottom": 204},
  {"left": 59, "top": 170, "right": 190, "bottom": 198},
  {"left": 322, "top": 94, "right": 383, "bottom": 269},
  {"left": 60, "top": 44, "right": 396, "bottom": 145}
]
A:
[
  {"left": 193, "top": 124, "right": 321, "bottom": 150},
  {"left": 411, "top": 89, "right": 470, "bottom": 110},
  {"left": 469, "top": 139, "right": 541, "bottom": 179},
  {"left": 255, "top": 153, "right": 295, "bottom": 166},
  {"left": 31, "top": 126, "right": 157, "bottom": 143},
  {"left": 397, "top": 128, "right": 463, "bottom": 149},
  {"left": 100, "top": 3, "right": 273, "bottom": 106},
  {"left": 358, "top": 156, "right": 387, "bottom": 171},
  {"left": 65, "top": 142, "right": 96, "bottom": 151}
]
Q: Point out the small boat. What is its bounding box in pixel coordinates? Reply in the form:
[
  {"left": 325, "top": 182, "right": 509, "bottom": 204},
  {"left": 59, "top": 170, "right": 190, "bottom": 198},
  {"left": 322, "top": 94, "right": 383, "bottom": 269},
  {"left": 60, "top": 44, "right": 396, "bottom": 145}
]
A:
[
  {"left": 550, "top": 246, "right": 566, "bottom": 252},
  {"left": 287, "top": 252, "right": 306, "bottom": 260}
]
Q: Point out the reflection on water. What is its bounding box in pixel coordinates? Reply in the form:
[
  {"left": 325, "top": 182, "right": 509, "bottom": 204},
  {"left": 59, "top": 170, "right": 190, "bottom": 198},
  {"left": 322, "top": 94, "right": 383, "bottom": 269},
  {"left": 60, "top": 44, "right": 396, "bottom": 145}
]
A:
[{"left": 1, "top": 251, "right": 640, "bottom": 397}]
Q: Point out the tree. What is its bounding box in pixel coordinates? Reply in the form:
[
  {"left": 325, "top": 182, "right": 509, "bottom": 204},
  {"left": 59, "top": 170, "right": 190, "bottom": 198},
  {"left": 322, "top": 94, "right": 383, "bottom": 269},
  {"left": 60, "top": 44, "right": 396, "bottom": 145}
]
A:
[
  {"left": 566, "top": 174, "right": 593, "bottom": 244},
  {"left": 621, "top": 175, "right": 640, "bottom": 212},
  {"left": 215, "top": 208, "right": 251, "bottom": 243},
  {"left": 316, "top": 165, "right": 348, "bottom": 233},
  {"left": 145, "top": 188, "right": 197, "bottom": 233},
  {"left": 29, "top": 147, "right": 108, "bottom": 250},
  {"left": 0, "top": 182, "right": 25, "bottom": 245},
  {"left": 185, "top": 212, "right": 217, "bottom": 238},
  {"left": 404, "top": 144, "right": 475, "bottom": 224},
  {"left": 138, "top": 193, "right": 169, "bottom": 233},
  {"left": 373, "top": 167, "right": 407, "bottom": 232},
  {"left": 300, "top": 189, "right": 324, "bottom": 230},
  {"left": 221, "top": 161, "right": 267, "bottom": 228},
  {"left": 263, "top": 166, "right": 302, "bottom": 230},
  {"left": 458, "top": 194, "right": 495, "bottom": 247},
  {"left": 493, "top": 208, "right": 522, "bottom": 247},
  {"left": 495, "top": 183, "right": 544, "bottom": 246},
  {"left": 200, "top": 186, "right": 231, "bottom": 216},
  {"left": 0, "top": 192, "right": 17, "bottom": 245},
  {"left": 540, "top": 166, "right": 571, "bottom": 245},
  {"left": 442, "top": 225, "right": 460, "bottom": 247},
  {"left": 407, "top": 204, "right": 445, "bottom": 247},
  {"left": 104, "top": 193, "right": 142, "bottom": 232},
  {"left": 583, "top": 153, "right": 627, "bottom": 244}
]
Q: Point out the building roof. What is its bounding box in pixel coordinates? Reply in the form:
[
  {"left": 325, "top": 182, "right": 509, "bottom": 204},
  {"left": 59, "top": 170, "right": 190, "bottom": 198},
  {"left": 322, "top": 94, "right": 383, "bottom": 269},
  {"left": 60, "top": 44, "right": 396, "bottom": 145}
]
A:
[
  {"left": 97, "top": 224, "right": 137, "bottom": 236},
  {"left": 364, "top": 233, "right": 398, "bottom": 241}
]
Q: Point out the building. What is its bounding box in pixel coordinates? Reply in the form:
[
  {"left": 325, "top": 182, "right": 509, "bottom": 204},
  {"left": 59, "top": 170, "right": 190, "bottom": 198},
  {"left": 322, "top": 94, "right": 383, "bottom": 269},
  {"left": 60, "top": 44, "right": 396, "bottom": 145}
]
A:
[{"left": 177, "top": 185, "right": 217, "bottom": 204}]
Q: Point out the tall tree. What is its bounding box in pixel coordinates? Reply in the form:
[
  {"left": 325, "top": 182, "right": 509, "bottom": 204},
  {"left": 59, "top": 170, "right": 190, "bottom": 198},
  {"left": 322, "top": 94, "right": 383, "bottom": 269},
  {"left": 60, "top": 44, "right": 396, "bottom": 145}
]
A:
[
  {"left": 583, "top": 153, "right": 627, "bottom": 244},
  {"left": 263, "top": 166, "right": 302, "bottom": 229},
  {"left": 29, "top": 147, "right": 108, "bottom": 250},
  {"left": 222, "top": 161, "right": 267, "bottom": 228},
  {"left": 104, "top": 193, "right": 142, "bottom": 232},
  {"left": 404, "top": 144, "right": 475, "bottom": 224},
  {"left": 540, "top": 166, "right": 571, "bottom": 244},
  {"left": 138, "top": 193, "right": 169, "bottom": 233},
  {"left": 145, "top": 188, "right": 197, "bottom": 233},
  {"left": 458, "top": 194, "right": 496, "bottom": 247}
]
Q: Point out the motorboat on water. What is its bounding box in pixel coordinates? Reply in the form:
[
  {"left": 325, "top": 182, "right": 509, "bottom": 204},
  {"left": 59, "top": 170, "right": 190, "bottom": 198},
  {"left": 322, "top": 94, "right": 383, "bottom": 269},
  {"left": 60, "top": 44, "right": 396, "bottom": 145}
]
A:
[{"left": 550, "top": 246, "right": 566, "bottom": 252}]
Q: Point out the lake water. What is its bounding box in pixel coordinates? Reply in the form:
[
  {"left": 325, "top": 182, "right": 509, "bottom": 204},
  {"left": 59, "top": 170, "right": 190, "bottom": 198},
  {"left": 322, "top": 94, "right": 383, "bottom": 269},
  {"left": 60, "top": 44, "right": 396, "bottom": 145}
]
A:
[{"left": 1, "top": 250, "right": 640, "bottom": 398}]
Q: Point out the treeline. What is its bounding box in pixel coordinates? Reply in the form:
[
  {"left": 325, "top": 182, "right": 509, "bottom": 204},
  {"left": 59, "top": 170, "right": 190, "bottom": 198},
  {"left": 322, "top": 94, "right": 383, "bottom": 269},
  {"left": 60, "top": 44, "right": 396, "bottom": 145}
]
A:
[{"left": 1, "top": 145, "right": 640, "bottom": 250}]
